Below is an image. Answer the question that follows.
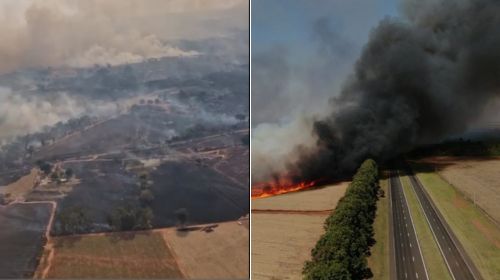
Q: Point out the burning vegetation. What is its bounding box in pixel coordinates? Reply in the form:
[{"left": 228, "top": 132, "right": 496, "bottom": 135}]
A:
[{"left": 251, "top": 178, "right": 319, "bottom": 199}]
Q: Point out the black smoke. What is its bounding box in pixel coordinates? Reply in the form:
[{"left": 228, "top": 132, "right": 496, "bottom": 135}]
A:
[{"left": 290, "top": 0, "right": 500, "bottom": 181}]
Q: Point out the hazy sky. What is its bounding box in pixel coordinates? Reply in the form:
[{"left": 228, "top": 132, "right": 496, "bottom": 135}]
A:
[
  {"left": 252, "top": 0, "right": 398, "bottom": 64},
  {"left": 251, "top": 0, "right": 400, "bottom": 127},
  {"left": 0, "top": 0, "right": 248, "bottom": 73}
]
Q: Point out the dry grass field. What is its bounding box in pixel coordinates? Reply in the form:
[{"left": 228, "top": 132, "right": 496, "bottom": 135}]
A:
[
  {"left": 160, "top": 220, "right": 249, "bottom": 279},
  {"left": 417, "top": 156, "right": 500, "bottom": 223},
  {"left": 0, "top": 168, "right": 38, "bottom": 200},
  {"left": 40, "top": 232, "right": 183, "bottom": 279},
  {"left": 37, "top": 219, "right": 249, "bottom": 279},
  {"left": 252, "top": 182, "right": 349, "bottom": 211},
  {"left": 251, "top": 183, "right": 348, "bottom": 280},
  {"left": 252, "top": 213, "right": 327, "bottom": 280}
]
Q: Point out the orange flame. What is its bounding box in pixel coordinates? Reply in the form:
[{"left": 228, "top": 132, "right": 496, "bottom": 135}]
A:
[{"left": 251, "top": 177, "right": 318, "bottom": 199}]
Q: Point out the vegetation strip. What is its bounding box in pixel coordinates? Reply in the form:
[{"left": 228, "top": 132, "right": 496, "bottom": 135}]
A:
[
  {"left": 367, "top": 178, "right": 390, "bottom": 279},
  {"left": 303, "top": 159, "right": 380, "bottom": 279}
]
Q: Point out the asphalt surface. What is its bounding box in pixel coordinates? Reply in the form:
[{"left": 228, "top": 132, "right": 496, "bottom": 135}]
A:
[
  {"left": 390, "top": 172, "right": 429, "bottom": 280},
  {"left": 407, "top": 173, "right": 481, "bottom": 280}
]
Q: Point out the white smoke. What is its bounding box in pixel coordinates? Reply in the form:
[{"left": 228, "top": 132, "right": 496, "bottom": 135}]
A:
[
  {"left": 0, "top": 86, "right": 130, "bottom": 143},
  {"left": 0, "top": 0, "right": 248, "bottom": 73},
  {"left": 252, "top": 117, "right": 318, "bottom": 182}
]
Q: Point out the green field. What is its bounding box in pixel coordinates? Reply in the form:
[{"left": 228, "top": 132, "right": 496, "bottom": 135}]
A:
[
  {"left": 368, "top": 178, "right": 390, "bottom": 279},
  {"left": 400, "top": 175, "right": 452, "bottom": 280},
  {"left": 415, "top": 171, "right": 500, "bottom": 280},
  {"left": 45, "top": 232, "right": 183, "bottom": 279}
]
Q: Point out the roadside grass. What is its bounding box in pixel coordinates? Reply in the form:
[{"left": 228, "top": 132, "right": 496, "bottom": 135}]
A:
[
  {"left": 400, "top": 175, "right": 452, "bottom": 280},
  {"left": 368, "top": 178, "right": 389, "bottom": 279},
  {"left": 414, "top": 170, "right": 500, "bottom": 280},
  {"left": 45, "top": 232, "right": 183, "bottom": 279}
]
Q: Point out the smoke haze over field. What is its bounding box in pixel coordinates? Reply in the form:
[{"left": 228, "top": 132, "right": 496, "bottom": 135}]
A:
[
  {"left": 0, "top": 0, "right": 248, "bottom": 144},
  {"left": 0, "top": 0, "right": 248, "bottom": 73},
  {"left": 252, "top": 0, "right": 500, "bottom": 183},
  {"left": 0, "top": 86, "right": 130, "bottom": 144}
]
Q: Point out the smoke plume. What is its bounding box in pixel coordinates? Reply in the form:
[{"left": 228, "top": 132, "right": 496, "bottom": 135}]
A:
[
  {"left": 0, "top": 0, "right": 248, "bottom": 73},
  {"left": 0, "top": 86, "right": 132, "bottom": 144},
  {"left": 253, "top": 0, "right": 500, "bottom": 183}
]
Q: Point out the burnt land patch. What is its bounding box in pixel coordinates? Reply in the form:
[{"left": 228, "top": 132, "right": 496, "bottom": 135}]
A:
[
  {"left": 149, "top": 161, "right": 248, "bottom": 227},
  {"left": 54, "top": 160, "right": 139, "bottom": 232},
  {"left": 0, "top": 203, "right": 51, "bottom": 278}
]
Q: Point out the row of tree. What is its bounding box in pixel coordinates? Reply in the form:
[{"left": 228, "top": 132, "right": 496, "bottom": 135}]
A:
[
  {"left": 303, "top": 159, "right": 380, "bottom": 280},
  {"left": 408, "top": 138, "right": 500, "bottom": 158}
]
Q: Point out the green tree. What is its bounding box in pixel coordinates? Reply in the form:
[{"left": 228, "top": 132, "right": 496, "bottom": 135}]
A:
[
  {"left": 109, "top": 206, "right": 136, "bottom": 231},
  {"left": 37, "top": 160, "right": 52, "bottom": 175},
  {"left": 175, "top": 208, "right": 188, "bottom": 228},
  {"left": 139, "top": 189, "right": 154, "bottom": 206},
  {"left": 58, "top": 206, "right": 92, "bottom": 234},
  {"left": 135, "top": 207, "right": 154, "bottom": 230},
  {"left": 303, "top": 159, "right": 379, "bottom": 280},
  {"left": 65, "top": 168, "right": 73, "bottom": 178},
  {"left": 109, "top": 205, "right": 154, "bottom": 231}
]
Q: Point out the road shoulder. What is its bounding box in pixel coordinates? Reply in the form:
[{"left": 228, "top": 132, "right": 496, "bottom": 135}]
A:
[{"left": 368, "top": 177, "right": 390, "bottom": 280}]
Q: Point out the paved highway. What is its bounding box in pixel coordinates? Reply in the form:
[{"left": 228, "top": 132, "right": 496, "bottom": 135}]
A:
[
  {"left": 390, "top": 172, "right": 429, "bottom": 280},
  {"left": 407, "top": 173, "right": 481, "bottom": 280}
]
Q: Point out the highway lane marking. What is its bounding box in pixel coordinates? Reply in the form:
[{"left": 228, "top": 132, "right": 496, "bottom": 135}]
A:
[
  {"left": 407, "top": 175, "right": 457, "bottom": 280},
  {"left": 416, "top": 272, "right": 419, "bottom": 279},
  {"left": 415, "top": 175, "right": 480, "bottom": 279},
  {"left": 397, "top": 172, "right": 430, "bottom": 280}
]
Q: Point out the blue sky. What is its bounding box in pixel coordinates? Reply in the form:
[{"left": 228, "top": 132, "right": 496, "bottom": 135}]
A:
[{"left": 252, "top": 0, "right": 399, "bottom": 63}]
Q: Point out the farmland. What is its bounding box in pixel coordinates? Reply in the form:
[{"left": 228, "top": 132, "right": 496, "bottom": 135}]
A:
[
  {"left": 35, "top": 219, "right": 248, "bottom": 279},
  {"left": 251, "top": 182, "right": 348, "bottom": 280},
  {"left": 0, "top": 203, "right": 52, "bottom": 278},
  {"left": 416, "top": 156, "right": 500, "bottom": 223},
  {"left": 160, "top": 219, "right": 249, "bottom": 279},
  {"left": 38, "top": 231, "right": 183, "bottom": 279}
]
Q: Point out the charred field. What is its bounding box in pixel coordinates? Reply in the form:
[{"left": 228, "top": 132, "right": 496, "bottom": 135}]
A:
[
  {"left": 0, "top": 203, "right": 52, "bottom": 278},
  {"left": 0, "top": 55, "right": 249, "bottom": 277}
]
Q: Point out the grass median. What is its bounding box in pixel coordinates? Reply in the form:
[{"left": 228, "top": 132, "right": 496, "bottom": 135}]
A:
[
  {"left": 414, "top": 170, "right": 500, "bottom": 280},
  {"left": 400, "top": 175, "right": 452, "bottom": 280}
]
